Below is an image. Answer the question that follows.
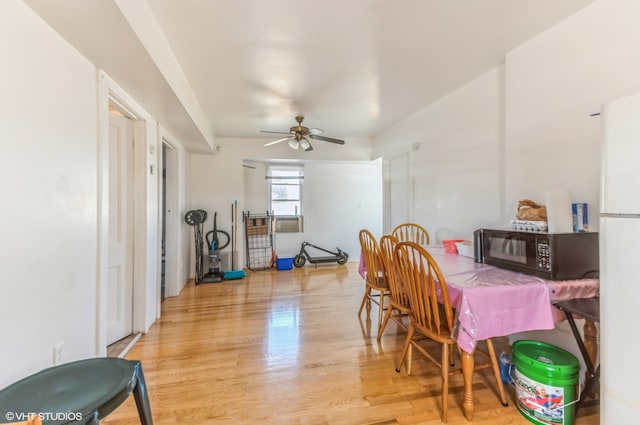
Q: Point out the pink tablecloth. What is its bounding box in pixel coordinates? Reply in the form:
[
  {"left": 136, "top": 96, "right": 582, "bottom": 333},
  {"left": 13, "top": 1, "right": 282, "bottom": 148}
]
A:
[
  {"left": 426, "top": 247, "right": 599, "bottom": 353},
  {"left": 359, "top": 246, "right": 599, "bottom": 353},
  {"left": 358, "top": 252, "right": 367, "bottom": 279}
]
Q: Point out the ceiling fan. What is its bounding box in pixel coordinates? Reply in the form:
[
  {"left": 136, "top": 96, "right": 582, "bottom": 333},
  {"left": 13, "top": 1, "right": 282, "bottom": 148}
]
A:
[{"left": 262, "top": 115, "right": 345, "bottom": 151}]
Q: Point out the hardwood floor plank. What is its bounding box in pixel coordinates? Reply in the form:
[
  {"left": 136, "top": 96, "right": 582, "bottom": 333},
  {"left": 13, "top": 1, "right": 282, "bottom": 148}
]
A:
[{"left": 101, "top": 264, "right": 598, "bottom": 424}]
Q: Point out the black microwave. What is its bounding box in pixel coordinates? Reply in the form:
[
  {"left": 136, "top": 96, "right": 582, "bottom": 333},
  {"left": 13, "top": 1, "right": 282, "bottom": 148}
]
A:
[{"left": 473, "top": 228, "right": 599, "bottom": 280}]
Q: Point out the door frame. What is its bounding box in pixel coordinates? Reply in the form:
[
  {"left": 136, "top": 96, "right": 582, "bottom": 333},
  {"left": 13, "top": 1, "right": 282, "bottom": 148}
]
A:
[
  {"left": 383, "top": 150, "right": 414, "bottom": 234},
  {"left": 97, "top": 70, "right": 158, "bottom": 355},
  {"left": 157, "top": 128, "right": 180, "bottom": 304}
]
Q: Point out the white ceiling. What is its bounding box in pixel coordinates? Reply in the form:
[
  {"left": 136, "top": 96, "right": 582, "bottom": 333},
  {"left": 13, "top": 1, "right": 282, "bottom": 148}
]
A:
[{"left": 25, "top": 0, "right": 595, "bottom": 153}]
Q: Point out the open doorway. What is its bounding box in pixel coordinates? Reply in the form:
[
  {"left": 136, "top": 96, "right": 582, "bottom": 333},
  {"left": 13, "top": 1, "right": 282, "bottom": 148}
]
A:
[
  {"left": 160, "top": 139, "right": 178, "bottom": 303},
  {"left": 386, "top": 152, "right": 411, "bottom": 232},
  {"left": 161, "top": 144, "right": 167, "bottom": 301}
]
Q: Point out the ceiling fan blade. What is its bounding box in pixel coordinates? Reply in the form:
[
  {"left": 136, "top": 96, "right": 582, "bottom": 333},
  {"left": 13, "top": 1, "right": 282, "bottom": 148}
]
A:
[
  {"left": 261, "top": 130, "right": 293, "bottom": 135},
  {"left": 263, "top": 137, "right": 293, "bottom": 147},
  {"left": 310, "top": 134, "right": 345, "bottom": 145},
  {"left": 308, "top": 128, "right": 324, "bottom": 135}
]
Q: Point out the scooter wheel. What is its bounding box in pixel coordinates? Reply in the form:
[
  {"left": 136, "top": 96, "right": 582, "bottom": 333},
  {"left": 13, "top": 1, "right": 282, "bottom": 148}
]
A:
[
  {"left": 337, "top": 255, "right": 347, "bottom": 265},
  {"left": 293, "top": 255, "right": 306, "bottom": 268}
]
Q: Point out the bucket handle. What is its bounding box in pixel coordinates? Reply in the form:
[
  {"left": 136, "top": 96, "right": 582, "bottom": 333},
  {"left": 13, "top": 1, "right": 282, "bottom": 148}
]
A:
[{"left": 509, "top": 368, "right": 582, "bottom": 410}]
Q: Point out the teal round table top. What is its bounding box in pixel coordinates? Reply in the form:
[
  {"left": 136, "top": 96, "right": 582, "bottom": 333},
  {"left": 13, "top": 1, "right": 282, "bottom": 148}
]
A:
[{"left": 0, "top": 358, "right": 138, "bottom": 424}]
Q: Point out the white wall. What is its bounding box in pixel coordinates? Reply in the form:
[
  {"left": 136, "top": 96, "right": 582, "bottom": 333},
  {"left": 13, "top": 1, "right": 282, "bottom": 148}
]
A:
[
  {"left": 280, "top": 161, "right": 382, "bottom": 260},
  {"left": 504, "top": 0, "right": 640, "bottom": 228},
  {"left": 374, "top": 0, "right": 640, "bottom": 238},
  {"left": 374, "top": 67, "right": 505, "bottom": 242},
  {"left": 188, "top": 138, "right": 381, "bottom": 272},
  {"left": 243, "top": 162, "right": 268, "bottom": 214},
  {"left": 0, "top": 0, "right": 193, "bottom": 387},
  {"left": 0, "top": 0, "right": 99, "bottom": 386}
]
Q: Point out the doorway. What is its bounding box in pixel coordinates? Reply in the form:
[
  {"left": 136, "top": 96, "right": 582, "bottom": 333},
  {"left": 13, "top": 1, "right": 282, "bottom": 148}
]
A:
[
  {"left": 388, "top": 152, "right": 411, "bottom": 230},
  {"left": 97, "top": 70, "right": 157, "bottom": 357},
  {"left": 160, "top": 138, "right": 178, "bottom": 301},
  {"left": 161, "top": 145, "right": 166, "bottom": 302}
]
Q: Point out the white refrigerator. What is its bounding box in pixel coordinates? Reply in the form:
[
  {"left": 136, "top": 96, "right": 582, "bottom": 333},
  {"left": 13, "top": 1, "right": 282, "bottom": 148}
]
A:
[{"left": 600, "top": 92, "right": 640, "bottom": 422}]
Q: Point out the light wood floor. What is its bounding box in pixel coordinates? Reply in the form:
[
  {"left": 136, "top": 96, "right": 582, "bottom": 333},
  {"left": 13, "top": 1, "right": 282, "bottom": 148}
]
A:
[
  {"left": 107, "top": 333, "right": 140, "bottom": 358},
  {"left": 102, "top": 263, "right": 599, "bottom": 424}
]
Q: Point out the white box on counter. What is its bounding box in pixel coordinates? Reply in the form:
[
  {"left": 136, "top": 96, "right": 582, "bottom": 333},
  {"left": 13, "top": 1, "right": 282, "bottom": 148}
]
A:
[{"left": 455, "top": 241, "right": 474, "bottom": 258}]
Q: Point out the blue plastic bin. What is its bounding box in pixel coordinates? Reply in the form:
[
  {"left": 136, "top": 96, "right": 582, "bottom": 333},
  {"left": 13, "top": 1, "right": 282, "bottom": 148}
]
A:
[{"left": 276, "top": 257, "right": 294, "bottom": 270}]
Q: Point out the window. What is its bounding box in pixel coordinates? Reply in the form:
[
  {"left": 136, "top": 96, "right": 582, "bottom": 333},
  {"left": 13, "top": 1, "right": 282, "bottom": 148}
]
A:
[{"left": 268, "top": 166, "right": 303, "bottom": 216}]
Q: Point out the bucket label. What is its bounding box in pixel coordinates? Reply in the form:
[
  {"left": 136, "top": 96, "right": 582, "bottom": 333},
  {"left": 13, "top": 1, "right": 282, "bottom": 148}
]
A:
[{"left": 514, "top": 369, "right": 567, "bottom": 424}]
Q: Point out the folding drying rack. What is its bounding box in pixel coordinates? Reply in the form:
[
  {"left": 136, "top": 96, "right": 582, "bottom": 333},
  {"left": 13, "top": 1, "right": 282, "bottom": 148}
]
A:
[{"left": 243, "top": 211, "right": 274, "bottom": 271}]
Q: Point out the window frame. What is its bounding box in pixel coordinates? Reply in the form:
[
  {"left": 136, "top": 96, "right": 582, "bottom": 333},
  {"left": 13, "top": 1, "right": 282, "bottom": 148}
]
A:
[{"left": 267, "top": 166, "right": 304, "bottom": 217}]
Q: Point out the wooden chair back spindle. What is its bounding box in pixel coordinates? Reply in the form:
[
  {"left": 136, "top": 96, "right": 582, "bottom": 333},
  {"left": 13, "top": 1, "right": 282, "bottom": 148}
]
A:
[
  {"left": 392, "top": 222, "right": 430, "bottom": 245},
  {"left": 377, "top": 235, "right": 412, "bottom": 340},
  {"left": 395, "top": 241, "right": 454, "bottom": 340}
]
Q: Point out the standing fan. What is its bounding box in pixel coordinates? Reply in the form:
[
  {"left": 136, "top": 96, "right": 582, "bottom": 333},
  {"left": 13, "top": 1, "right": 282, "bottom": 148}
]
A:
[{"left": 262, "top": 116, "right": 345, "bottom": 151}]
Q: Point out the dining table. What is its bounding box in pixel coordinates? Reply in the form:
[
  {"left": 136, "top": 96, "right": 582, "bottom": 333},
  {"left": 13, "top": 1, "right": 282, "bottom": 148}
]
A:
[{"left": 359, "top": 245, "right": 599, "bottom": 421}]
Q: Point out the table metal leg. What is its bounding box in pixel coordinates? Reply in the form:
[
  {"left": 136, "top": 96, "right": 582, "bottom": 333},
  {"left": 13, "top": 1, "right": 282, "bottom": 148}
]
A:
[{"left": 563, "top": 313, "right": 599, "bottom": 407}]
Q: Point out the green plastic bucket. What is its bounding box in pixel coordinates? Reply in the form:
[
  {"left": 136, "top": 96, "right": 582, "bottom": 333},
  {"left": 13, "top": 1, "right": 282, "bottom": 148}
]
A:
[{"left": 512, "top": 340, "right": 579, "bottom": 425}]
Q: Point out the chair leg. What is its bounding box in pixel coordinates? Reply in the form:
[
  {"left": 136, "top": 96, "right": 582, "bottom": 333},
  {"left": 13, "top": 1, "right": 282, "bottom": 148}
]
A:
[
  {"left": 441, "top": 342, "right": 449, "bottom": 423},
  {"left": 396, "top": 325, "right": 414, "bottom": 373},
  {"left": 377, "top": 304, "right": 394, "bottom": 340},
  {"left": 376, "top": 292, "right": 386, "bottom": 337},
  {"left": 85, "top": 411, "right": 99, "bottom": 425},
  {"left": 358, "top": 287, "right": 371, "bottom": 317},
  {"left": 132, "top": 362, "right": 154, "bottom": 425},
  {"left": 366, "top": 291, "right": 373, "bottom": 316},
  {"left": 486, "top": 339, "right": 508, "bottom": 407}
]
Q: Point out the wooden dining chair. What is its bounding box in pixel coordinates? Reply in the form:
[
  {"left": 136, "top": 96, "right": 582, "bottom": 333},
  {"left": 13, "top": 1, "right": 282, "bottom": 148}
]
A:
[
  {"left": 358, "top": 229, "right": 390, "bottom": 334},
  {"left": 392, "top": 222, "right": 430, "bottom": 245},
  {"left": 377, "top": 234, "right": 411, "bottom": 343},
  {"left": 394, "top": 241, "right": 507, "bottom": 423}
]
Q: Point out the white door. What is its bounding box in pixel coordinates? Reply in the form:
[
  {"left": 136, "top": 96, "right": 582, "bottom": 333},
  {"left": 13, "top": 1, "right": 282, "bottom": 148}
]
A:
[
  {"left": 107, "top": 112, "right": 134, "bottom": 344},
  {"left": 389, "top": 153, "right": 410, "bottom": 229}
]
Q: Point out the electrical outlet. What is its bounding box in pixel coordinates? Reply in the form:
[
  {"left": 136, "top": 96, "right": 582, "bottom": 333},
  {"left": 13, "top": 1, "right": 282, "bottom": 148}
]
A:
[{"left": 53, "top": 341, "right": 64, "bottom": 365}]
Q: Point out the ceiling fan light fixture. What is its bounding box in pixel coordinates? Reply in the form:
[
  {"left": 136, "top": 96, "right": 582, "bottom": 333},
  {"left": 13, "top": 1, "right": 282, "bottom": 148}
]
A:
[
  {"left": 288, "top": 139, "right": 299, "bottom": 150},
  {"left": 262, "top": 116, "right": 345, "bottom": 151},
  {"left": 300, "top": 137, "right": 313, "bottom": 151}
]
